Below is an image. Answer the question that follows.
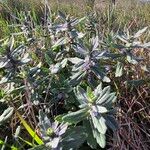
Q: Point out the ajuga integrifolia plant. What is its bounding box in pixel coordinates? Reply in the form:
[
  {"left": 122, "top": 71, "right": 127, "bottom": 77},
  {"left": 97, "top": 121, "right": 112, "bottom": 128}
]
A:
[
  {"left": 0, "top": 2, "right": 149, "bottom": 149},
  {"left": 38, "top": 110, "right": 68, "bottom": 149}
]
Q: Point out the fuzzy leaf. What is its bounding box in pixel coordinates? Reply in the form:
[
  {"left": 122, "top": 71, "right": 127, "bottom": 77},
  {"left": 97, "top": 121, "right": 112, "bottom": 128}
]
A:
[
  {"left": 74, "top": 86, "right": 88, "bottom": 104},
  {"left": 105, "top": 115, "right": 118, "bottom": 131},
  {"left": 83, "top": 120, "right": 97, "bottom": 149},
  {"left": 0, "top": 107, "right": 14, "bottom": 125},
  {"left": 68, "top": 57, "right": 83, "bottom": 64},
  {"left": 52, "top": 37, "right": 68, "bottom": 49},
  {"left": 62, "top": 108, "right": 89, "bottom": 124},
  {"left": 58, "top": 11, "right": 66, "bottom": 20},
  {"left": 134, "top": 27, "right": 148, "bottom": 38},
  {"left": 93, "top": 128, "right": 106, "bottom": 148},
  {"left": 97, "top": 92, "right": 116, "bottom": 108},
  {"left": 50, "top": 63, "right": 61, "bottom": 74},
  {"left": 91, "top": 115, "right": 107, "bottom": 134},
  {"left": 87, "top": 86, "right": 95, "bottom": 102},
  {"left": 91, "top": 36, "right": 99, "bottom": 50},
  {"left": 92, "top": 105, "right": 108, "bottom": 114},
  {"left": 70, "top": 71, "right": 86, "bottom": 86},
  {"left": 62, "top": 126, "right": 87, "bottom": 149},
  {"left": 8, "top": 35, "right": 15, "bottom": 51},
  {"left": 126, "top": 53, "right": 138, "bottom": 64},
  {"left": 94, "top": 83, "right": 102, "bottom": 97},
  {"left": 96, "top": 86, "right": 111, "bottom": 104},
  {"left": 92, "top": 67, "right": 111, "bottom": 82},
  {"left": 115, "top": 61, "right": 123, "bottom": 77}
]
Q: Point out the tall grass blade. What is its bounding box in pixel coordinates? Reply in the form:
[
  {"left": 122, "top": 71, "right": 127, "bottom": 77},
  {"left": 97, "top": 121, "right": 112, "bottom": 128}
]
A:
[{"left": 16, "top": 111, "right": 43, "bottom": 145}]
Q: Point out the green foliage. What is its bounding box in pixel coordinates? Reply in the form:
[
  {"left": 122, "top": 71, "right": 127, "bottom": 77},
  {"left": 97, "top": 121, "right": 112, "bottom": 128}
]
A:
[
  {"left": 62, "top": 84, "right": 117, "bottom": 148},
  {"left": 0, "top": 107, "right": 14, "bottom": 125},
  {"left": 0, "top": 1, "right": 149, "bottom": 149}
]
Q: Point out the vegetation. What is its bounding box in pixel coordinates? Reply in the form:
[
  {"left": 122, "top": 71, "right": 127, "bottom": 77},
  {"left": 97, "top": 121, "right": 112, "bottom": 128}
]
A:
[{"left": 0, "top": 0, "right": 150, "bottom": 149}]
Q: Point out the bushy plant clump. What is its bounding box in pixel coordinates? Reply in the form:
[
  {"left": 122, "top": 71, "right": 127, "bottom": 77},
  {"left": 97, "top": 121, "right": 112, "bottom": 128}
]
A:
[{"left": 0, "top": 2, "right": 149, "bottom": 150}]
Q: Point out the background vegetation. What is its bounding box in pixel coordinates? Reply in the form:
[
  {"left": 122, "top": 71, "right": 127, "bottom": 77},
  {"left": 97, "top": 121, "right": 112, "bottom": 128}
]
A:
[{"left": 0, "top": 0, "right": 150, "bottom": 149}]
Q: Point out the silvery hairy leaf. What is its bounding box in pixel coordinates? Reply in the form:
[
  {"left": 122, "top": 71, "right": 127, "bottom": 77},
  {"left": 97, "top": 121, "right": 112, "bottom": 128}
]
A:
[
  {"left": 61, "top": 126, "right": 87, "bottom": 149},
  {"left": 68, "top": 57, "right": 83, "bottom": 64},
  {"left": 115, "top": 61, "right": 124, "bottom": 77},
  {"left": 91, "top": 113, "right": 107, "bottom": 134},
  {"left": 134, "top": 27, "right": 148, "bottom": 38},
  {"left": 73, "top": 44, "right": 89, "bottom": 56},
  {"left": 91, "top": 36, "right": 99, "bottom": 50},
  {"left": 62, "top": 107, "right": 89, "bottom": 124},
  {"left": 0, "top": 56, "right": 10, "bottom": 68},
  {"left": 83, "top": 120, "right": 97, "bottom": 149},
  {"left": 105, "top": 115, "right": 118, "bottom": 131},
  {"left": 72, "top": 84, "right": 117, "bottom": 148},
  {"left": 69, "top": 71, "right": 86, "bottom": 86},
  {"left": 8, "top": 36, "right": 15, "bottom": 51},
  {"left": 52, "top": 37, "right": 68, "bottom": 49},
  {"left": 91, "top": 105, "right": 108, "bottom": 114},
  {"left": 74, "top": 86, "right": 88, "bottom": 104},
  {"left": 0, "top": 107, "right": 14, "bottom": 125},
  {"left": 91, "top": 50, "right": 108, "bottom": 60},
  {"left": 92, "top": 66, "right": 111, "bottom": 83},
  {"left": 92, "top": 128, "right": 106, "bottom": 148},
  {"left": 58, "top": 11, "right": 66, "bottom": 20}
]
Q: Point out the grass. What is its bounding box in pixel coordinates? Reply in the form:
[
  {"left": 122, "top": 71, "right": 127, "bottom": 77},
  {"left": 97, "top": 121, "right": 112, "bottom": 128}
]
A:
[{"left": 0, "top": 0, "right": 150, "bottom": 39}]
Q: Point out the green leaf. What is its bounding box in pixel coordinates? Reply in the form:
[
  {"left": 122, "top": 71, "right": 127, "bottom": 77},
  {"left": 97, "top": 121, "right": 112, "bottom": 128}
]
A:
[
  {"left": 45, "top": 53, "right": 52, "bottom": 65},
  {"left": 91, "top": 115, "right": 107, "bottom": 134},
  {"left": 0, "top": 107, "right": 14, "bottom": 125},
  {"left": 0, "top": 138, "right": 18, "bottom": 150},
  {"left": 83, "top": 120, "right": 97, "bottom": 149},
  {"left": 8, "top": 35, "right": 15, "bottom": 51},
  {"left": 18, "top": 136, "right": 33, "bottom": 147},
  {"left": 62, "top": 126, "right": 87, "bottom": 149},
  {"left": 105, "top": 115, "right": 118, "bottom": 131},
  {"left": 74, "top": 86, "right": 88, "bottom": 104},
  {"left": 62, "top": 108, "right": 89, "bottom": 124},
  {"left": 115, "top": 61, "right": 123, "bottom": 77},
  {"left": 92, "top": 67, "right": 110, "bottom": 82},
  {"left": 96, "top": 86, "right": 111, "bottom": 104},
  {"left": 55, "top": 114, "right": 66, "bottom": 123},
  {"left": 93, "top": 128, "right": 106, "bottom": 148},
  {"left": 11, "top": 146, "right": 18, "bottom": 150},
  {"left": 52, "top": 37, "right": 68, "bottom": 49},
  {"left": 92, "top": 106, "right": 108, "bottom": 113},
  {"left": 87, "top": 86, "right": 95, "bottom": 102},
  {"left": 134, "top": 27, "right": 148, "bottom": 38},
  {"left": 94, "top": 83, "right": 102, "bottom": 97},
  {"left": 97, "top": 92, "right": 116, "bottom": 107},
  {"left": 126, "top": 53, "right": 138, "bottom": 64}
]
